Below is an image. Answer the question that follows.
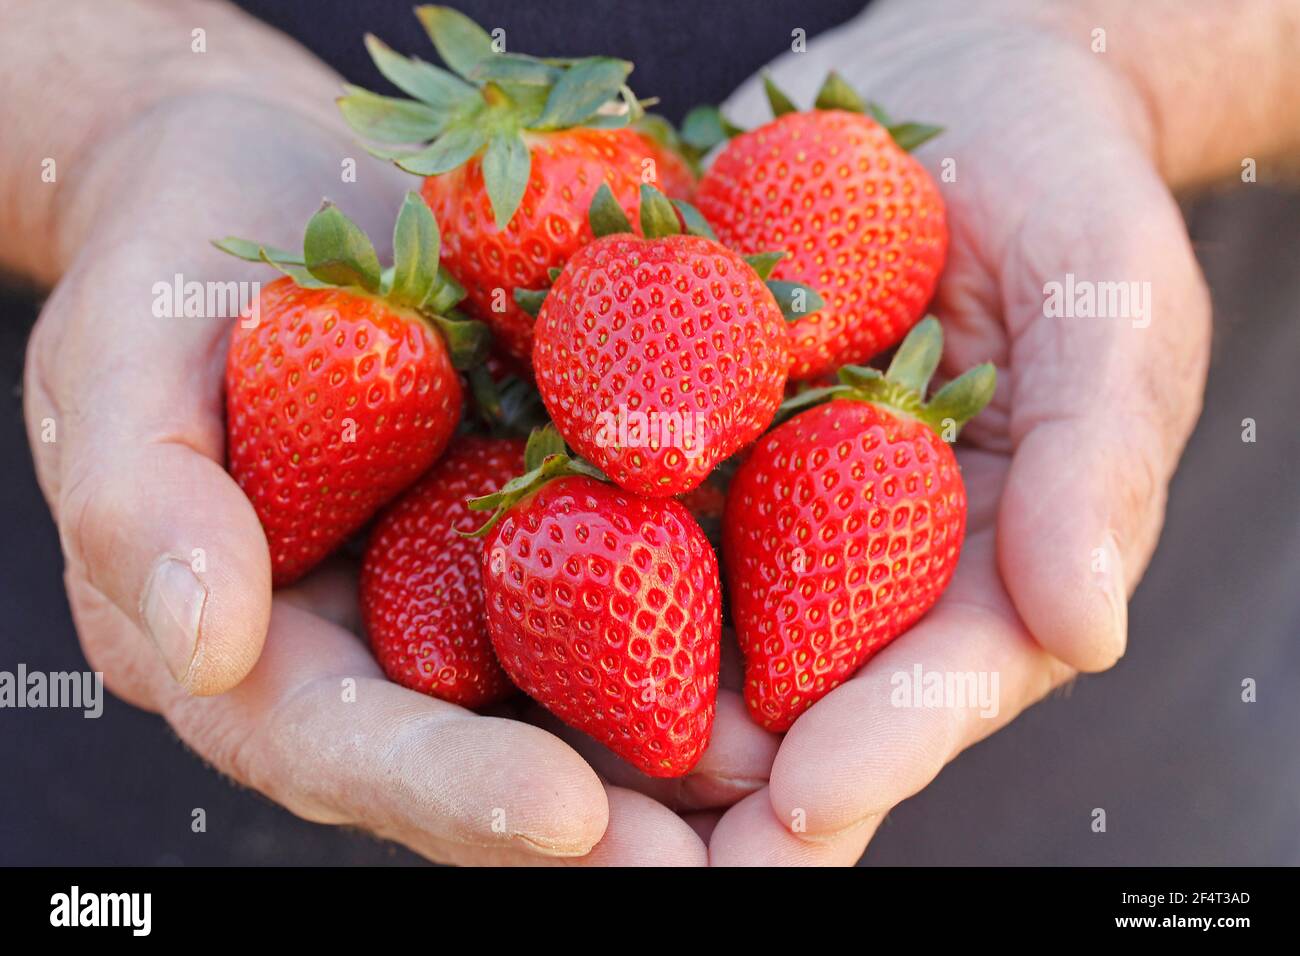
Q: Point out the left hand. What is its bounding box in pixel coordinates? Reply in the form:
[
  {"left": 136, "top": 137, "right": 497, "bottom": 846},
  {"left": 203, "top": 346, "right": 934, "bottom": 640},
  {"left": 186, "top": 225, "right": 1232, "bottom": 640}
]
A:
[{"left": 703, "top": 0, "right": 1210, "bottom": 864}]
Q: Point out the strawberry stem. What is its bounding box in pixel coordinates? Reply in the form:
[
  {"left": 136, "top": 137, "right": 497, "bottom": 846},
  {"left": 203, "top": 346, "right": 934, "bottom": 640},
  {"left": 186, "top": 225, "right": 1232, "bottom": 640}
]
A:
[{"left": 462, "top": 425, "right": 607, "bottom": 537}]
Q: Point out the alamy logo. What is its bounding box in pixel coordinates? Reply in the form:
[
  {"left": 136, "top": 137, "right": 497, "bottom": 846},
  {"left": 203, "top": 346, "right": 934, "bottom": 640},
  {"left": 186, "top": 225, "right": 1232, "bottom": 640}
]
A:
[
  {"left": 151, "top": 273, "right": 261, "bottom": 327},
  {"left": 593, "top": 407, "right": 710, "bottom": 460},
  {"left": 50, "top": 886, "right": 151, "bottom": 936},
  {"left": 0, "top": 664, "right": 102, "bottom": 718},
  {"left": 1042, "top": 272, "right": 1151, "bottom": 328},
  {"left": 890, "top": 664, "right": 1000, "bottom": 718}
]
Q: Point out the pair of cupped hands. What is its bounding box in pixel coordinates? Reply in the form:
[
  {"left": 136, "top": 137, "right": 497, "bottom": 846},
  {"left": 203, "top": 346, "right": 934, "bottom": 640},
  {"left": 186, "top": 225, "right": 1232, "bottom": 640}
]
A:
[{"left": 25, "top": 1, "right": 1208, "bottom": 864}]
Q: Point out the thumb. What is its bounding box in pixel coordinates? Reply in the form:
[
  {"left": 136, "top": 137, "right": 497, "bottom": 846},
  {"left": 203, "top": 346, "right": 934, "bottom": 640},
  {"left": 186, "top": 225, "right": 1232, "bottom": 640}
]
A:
[
  {"left": 26, "top": 260, "right": 272, "bottom": 697},
  {"left": 997, "top": 180, "right": 1209, "bottom": 672}
]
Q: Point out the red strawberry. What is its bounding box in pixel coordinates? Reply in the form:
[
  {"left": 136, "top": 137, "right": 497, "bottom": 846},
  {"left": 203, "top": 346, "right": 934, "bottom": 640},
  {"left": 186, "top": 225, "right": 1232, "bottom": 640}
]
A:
[
  {"left": 217, "top": 194, "right": 485, "bottom": 586},
  {"left": 531, "top": 185, "right": 800, "bottom": 498},
  {"left": 469, "top": 428, "right": 721, "bottom": 777},
  {"left": 695, "top": 72, "right": 948, "bottom": 381},
  {"left": 340, "top": 6, "right": 695, "bottom": 362},
  {"left": 424, "top": 127, "right": 695, "bottom": 361},
  {"left": 360, "top": 436, "right": 523, "bottom": 707},
  {"left": 723, "top": 318, "right": 994, "bottom": 731}
]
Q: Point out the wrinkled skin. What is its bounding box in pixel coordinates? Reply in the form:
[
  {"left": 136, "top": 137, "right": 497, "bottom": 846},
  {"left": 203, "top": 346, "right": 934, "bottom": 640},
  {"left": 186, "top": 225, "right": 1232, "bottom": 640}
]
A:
[
  {"left": 702, "top": 0, "right": 1210, "bottom": 863},
  {"left": 21, "top": 0, "right": 1214, "bottom": 866}
]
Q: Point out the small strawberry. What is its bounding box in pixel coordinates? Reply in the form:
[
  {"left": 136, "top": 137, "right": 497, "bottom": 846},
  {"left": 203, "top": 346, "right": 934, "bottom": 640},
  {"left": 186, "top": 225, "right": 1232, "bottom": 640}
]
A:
[
  {"left": 360, "top": 436, "right": 523, "bottom": 707},
  {"left": 694, "top": 72, "right": 948, "bottom": 381},
  {"left": 467, "top": 427, "right": 721, "bottom": 777},
  {"left": 528, "top": 184, "right": 818, "bottom": 498},
  {"left": 723, "top": 318, "right": 994, "bottom": 731},
  {"left": 339, "top": 6, "right": 695, "bottom": 361},
  {"left": 216, "top": 194, "right": 486, "bottom": 586}
]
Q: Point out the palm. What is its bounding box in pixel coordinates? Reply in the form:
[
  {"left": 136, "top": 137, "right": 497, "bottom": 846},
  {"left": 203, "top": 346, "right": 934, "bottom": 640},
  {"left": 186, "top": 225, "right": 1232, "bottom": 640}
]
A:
[{"left": 704, "top": 6, "right": 1208, "bottom": 863}]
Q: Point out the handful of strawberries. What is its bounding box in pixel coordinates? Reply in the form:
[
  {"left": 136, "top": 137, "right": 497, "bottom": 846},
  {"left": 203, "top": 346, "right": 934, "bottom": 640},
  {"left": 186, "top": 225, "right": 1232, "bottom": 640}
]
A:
[{"left": 215, "top": 7, "right": 993, "bottom": 777}]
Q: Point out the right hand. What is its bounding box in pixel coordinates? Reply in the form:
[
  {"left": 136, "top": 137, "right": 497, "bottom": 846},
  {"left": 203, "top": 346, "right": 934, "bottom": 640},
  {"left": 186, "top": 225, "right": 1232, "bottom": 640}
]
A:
[{"left": 23, "top": 90, "right": 772, "bottom": 865}]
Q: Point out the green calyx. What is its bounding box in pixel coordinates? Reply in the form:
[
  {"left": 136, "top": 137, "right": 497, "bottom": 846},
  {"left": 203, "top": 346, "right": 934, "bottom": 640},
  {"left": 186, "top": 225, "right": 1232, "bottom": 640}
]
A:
[
  {"left": 513, "top": 185, "right": 822, "bottom": 322},
  {"left": 776, "top": 317, "right": 996, "bottom": 439},
  {"left": 339, "top": 5, "right": 646, "bottom": 229},
  {"left": 679, "top": 70, "right": 942, "bottom": 155},
  {"left": 462, "top": 424, "right": 607, "bottom": 537},
  {"left": 213, "top": 192, "right": 488, "bottom": 369},
  {"left": 808, "top": 71, "right": 943, "bottom": 151}
]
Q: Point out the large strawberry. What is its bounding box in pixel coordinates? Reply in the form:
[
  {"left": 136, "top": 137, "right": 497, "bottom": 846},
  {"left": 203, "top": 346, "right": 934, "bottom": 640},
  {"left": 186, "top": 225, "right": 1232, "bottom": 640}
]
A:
[
  {"left": 360, "top": 436, "right": 523, "bottom": 707},
  {"left": 723, "top": 318, "right": 994, "bottom": 731},
  {"left": 216, "top": 194, "right": 485, "bottom": 586},
  {"left": 467, "top": 427, "right": 721, "bottom": 777},
  {"left": 694, "top": 72, "right": 948, "bottom": 381},
  {"left": 339, "top": 5, "right": 695, "bottom": 361},
  {"left": 528, "top": 185, "right": 815, "bottom": 498}
]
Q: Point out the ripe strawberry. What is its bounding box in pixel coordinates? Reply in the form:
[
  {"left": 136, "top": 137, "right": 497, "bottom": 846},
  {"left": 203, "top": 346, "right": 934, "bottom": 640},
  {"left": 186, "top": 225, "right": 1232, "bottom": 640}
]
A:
[
  {"left": 530, "top": 185, "right": 811, "bottom": 498},
  {"left": 217, "top": 194, "right": 486, "bottom": 586},
  {"left": 723, "top": 318, "right": 994, "bottom": 731},
  {"left": 340, "top": 6, "right": 695, "bottom": 361},
  {"left": 694, "top": 72, "right": 948, "bottom": 381},
  {"left": 468, "top": 427, "right": 721, "bottom": 777},
  {"left": 360, "top": 436, "right": 523, "bottom": 707}
]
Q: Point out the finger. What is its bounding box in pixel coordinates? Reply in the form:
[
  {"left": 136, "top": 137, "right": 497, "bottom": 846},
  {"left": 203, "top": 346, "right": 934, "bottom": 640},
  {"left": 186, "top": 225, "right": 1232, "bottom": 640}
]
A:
[
  {"left": 767, "top": 504, "right": 1073, "bottom": 839},
  {"left": 709, "top": 789, "right": 880, "bottom": 867},
  {"left": 25, "top": 253, "right": 271, "bottom": 696},
  {"left": 998, "top": 171, "right": 1211, "bottom": 671},
  {"left": 567, "top": 787, "right": 707, "bottom": 867},
  {"left": 161, "top": 599, "right": 611, "bottom": 864}
]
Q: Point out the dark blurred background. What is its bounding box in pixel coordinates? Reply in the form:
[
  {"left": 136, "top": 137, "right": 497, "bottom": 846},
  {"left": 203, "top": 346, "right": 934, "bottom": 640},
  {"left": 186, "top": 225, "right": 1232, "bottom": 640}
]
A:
[{"left": 2, "top": 0, "right": 1297, "bottom": 865}]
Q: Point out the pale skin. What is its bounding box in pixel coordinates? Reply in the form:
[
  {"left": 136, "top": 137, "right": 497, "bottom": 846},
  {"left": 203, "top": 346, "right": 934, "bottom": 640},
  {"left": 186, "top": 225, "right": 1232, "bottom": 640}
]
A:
[{"left": 4, "top": 0, "right": 1297, "bottom": 865}]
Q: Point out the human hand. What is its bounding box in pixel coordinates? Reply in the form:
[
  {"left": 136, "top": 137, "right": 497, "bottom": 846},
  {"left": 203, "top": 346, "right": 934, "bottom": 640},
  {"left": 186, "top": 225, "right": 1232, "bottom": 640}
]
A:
[
  {"left": 21, "top": 75, "right": 781, "bottom": 864},
  {"left": 705, "top": 0, "right": 1211, "bottom": 864}
]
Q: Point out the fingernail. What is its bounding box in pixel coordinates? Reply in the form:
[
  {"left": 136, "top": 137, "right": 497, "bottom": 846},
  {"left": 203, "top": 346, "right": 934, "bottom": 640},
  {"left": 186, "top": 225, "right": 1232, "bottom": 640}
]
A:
[{"left": 140, "top": 558, "right": 207, "bottom": 685}]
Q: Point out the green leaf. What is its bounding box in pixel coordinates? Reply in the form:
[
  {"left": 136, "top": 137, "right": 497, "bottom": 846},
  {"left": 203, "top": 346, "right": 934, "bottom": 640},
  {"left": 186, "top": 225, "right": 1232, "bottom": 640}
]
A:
[
  {"left": 672, "top": 200, "right": 718, "bottom": 240},
  {"left": 814, "top": 71, "right": 866, "bottom": 113},
  {"left": 887, "top": 122, "right": 943, "bottom": 151},
  {"left": 481, "top": 132, "right": 533, "bottom": 229},
  {"left": 212, "top": 237, "right": 304, "bottom": 265},
  {"left": 838, "top": 364, "right": 886, "bottom": 388},
  {"left": 524, "top": 424, "right": 567, "bottom": 471},
  {"left": 864, "top": 100, "right": 893, "bottom": 126},
  {"left": 303, "top": 203, "right": 382, "bottom": 292},
  {"left": 589, "top": 183, "right": 633, "bottom": 237},
  {"left": 261, "top": 259, "right": 332, "bottom": 289},
  {"left": 534, "top": 57, "right": 632, "bottom": 130},
  {"left": 767, "top": 280, "right": 825, "bottom": 322},
  {"left": 415, "top": 5, "right": 495, "bottom": 80},
  {"left": 396, "top": 125, "right": 487, "bottom": 175},
  {"left": 885, "top": 316, "right": 943, "bottom": 393},
  {"left": 923, "top": 362, "right": 996, "bottom": 438},
  {"left": 337, "top": 86, "right": 447, "bottom": 143},
  {"left": 763, "top": 73, "right": 798, "bottom": 116},
  {"left": 427, "top": 313, "right": 490, "bottom": 370},
  {"left": 514, "top": 287, "right": 547, "bottom": 317},
  {"left": 363, "top": 35, "right": 478, "bottom": 109},
  {"left": 470, "top": 52, "right": 560, "bottom": 87},
  {"left": 425, "top": 267, "right": 465, "bottom": 314},
  {"left": 744, "top": 251, "right": 786, "bottom": 281},
  {"left": 389, "top": 193, "right": 441, "bottom": 308},
  {"left": 680, "top": 104, "right": 742, "bottom": 151},
  {"left": 638, "top": 184, "right": 681, "bottom": 239}
]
